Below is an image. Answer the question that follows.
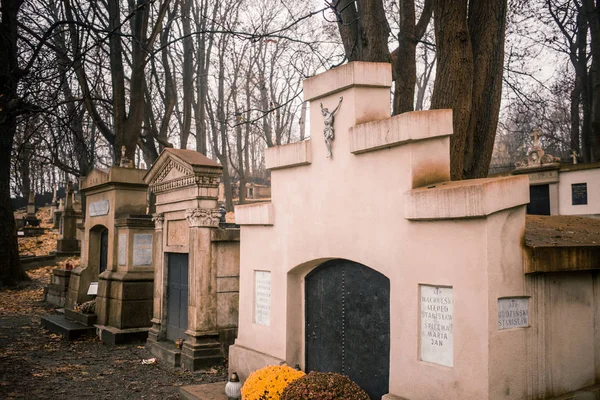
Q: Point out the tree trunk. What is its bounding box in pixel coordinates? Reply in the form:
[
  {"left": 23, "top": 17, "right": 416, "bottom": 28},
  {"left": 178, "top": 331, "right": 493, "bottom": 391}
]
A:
[
  {"left": 462, "top": 0, "right": 508, "bottom": 178},
  {"left": 430, "top": 0, "right": 474, "bottom": 180},
  {"left": 334, "top": 0, "right": 390, "bottom": 62},
  {"left": 180, "top": 0, "right": 193, "bottom": 149},
  {"left": 393, "top": 0, "right": 432, "bottom": 114},
  {"left": 585, "top": 0, "right": 600, "bottom": 161},
  {"left": 0, "top": 0, "right": 29, "bottom": 287}
]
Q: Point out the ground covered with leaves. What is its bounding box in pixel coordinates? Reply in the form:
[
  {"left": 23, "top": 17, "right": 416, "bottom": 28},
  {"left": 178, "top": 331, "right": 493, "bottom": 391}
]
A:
[{"left": 0, "top": 267, "right": 227, "bottom": 399}]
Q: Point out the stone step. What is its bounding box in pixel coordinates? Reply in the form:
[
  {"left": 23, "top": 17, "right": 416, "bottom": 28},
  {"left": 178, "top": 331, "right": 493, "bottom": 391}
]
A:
[
  {"left": 179, "top": 382, "right": 228, "bottom": 400},
  {"left": 40, "top": 314, "right": 96, "bottom": 340}
]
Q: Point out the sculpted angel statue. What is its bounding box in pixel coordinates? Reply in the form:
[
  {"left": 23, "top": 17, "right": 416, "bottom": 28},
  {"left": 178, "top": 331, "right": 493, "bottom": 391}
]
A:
[{"left": 320, "top": 96, "right": 343, "bottom": 158}]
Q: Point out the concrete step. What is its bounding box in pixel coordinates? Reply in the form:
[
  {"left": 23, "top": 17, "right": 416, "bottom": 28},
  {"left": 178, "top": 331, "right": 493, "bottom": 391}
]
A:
[
  {"left": 179, "top": 382, "right": 228, "bottom": 400},
  {"left": 40, "top": 314, "right": 96, "bottom": 340}
]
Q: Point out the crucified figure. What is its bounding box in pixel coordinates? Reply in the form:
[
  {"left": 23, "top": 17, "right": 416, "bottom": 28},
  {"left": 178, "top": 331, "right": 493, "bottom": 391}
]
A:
[{"left": 320, "top": 96, "right": 343, "bottom": 158}]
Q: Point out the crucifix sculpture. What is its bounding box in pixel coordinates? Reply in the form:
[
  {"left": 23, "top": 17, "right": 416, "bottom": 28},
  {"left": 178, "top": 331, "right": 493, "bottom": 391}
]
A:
[{"left": 320, "top": 97, "right": 343, "bottom": 158}]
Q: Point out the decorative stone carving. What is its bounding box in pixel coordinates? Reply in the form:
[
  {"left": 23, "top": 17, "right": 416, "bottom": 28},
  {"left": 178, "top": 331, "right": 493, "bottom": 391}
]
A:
[
  {"left": 570, "top": 150, "right": 579, "bottom": 164},
  {"left": 320, "top": 96, "right": 343, "bottom": 158},
  {"left": 152, "top": 213, "right": 164, "bottom": 230},
  {"left": 119, "top": 145, "right": 133, "bottom": 168},
  {"left": 515, "top": 129, "right": 561, "bottom": 169},
  {"left": 185, "top": 208, "right": 221, "bottom": 228}
]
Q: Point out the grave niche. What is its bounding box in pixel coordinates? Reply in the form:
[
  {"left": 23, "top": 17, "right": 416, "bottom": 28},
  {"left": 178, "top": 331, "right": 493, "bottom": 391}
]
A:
[
  {"left": 66, "top": 166, "right": 152, "bottom": 344},
  {"left": 144, "top": 148, "right": 240, "bottom": 371}
]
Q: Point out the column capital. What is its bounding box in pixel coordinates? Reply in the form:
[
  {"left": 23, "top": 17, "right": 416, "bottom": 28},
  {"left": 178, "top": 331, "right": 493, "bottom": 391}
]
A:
[{"left": 152, "top": 213, "right": 164, "bottom": 230}]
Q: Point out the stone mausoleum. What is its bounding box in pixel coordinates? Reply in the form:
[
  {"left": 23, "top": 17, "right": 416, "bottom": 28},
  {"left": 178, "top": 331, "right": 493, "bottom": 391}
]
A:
[
  {"left": 144, "top": 149, "right": 240, "bottom": 370},
  {"left": 229, "top": 62, "right": 600, "bottom": 399},
  {"left": 66, "top": 166, "right": 153, "bottom": 344}
]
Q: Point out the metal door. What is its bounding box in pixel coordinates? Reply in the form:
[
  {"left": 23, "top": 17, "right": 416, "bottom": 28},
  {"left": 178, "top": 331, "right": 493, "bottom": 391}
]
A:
[
  {"left": 527, "top": 184, "right": 550, "bottom": 215},
  {"left": 99, "top": 229, "right": 108, "bottom": 274},
  {"left": 305, "top": 259, "right": 390, "bottom": 400},
  {"left": 167, "top": 253, "right": 189, "bottom": 342}
]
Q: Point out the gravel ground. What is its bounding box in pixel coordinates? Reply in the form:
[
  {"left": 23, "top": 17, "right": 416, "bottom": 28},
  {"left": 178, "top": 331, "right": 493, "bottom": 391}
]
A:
[{"left": 0, "top": 267, "right": 227, "bottom": 400}]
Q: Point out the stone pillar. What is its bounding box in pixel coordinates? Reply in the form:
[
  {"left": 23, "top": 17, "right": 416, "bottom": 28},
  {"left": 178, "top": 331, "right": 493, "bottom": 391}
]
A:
[
  {"left": 181, "top": 207, "right": 223, "bottom": 370},
  {"left": 53, "top": 199, "right": 64, "bottom": 229},
  {"left": 56, "top": 182, "right": 80, "bottom": 254},
  {"left": 148, "top": 213, "right": 165, "bottom": 343},
  {"left": 24, "top": 191, "right": 40, "bottom": 227}
]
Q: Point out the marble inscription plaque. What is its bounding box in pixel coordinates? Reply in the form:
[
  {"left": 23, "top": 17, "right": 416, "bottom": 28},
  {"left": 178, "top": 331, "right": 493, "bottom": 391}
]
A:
[
  {"left": 420, "top": 285, "right": 454, "bottom": 367},
  {"left": 498, "top": 297, "right": 529, "bottom": 330},
  {"left": 254, "top": 271, "right": 271, "bottom": 326},
  {"left": 133, "top": 234, "right": 153, "bottom": 266},
  {"left": 89, "top": 200, "right": 110, "bottom": 217},
  {"left": 118, "top": 233, "right": 127, "bottom": 265}
]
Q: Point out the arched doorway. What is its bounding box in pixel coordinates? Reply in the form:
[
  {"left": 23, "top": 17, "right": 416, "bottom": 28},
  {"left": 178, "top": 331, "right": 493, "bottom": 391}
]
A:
[{"left": 305, "top": 259, "right": 390, "bottom": 400}]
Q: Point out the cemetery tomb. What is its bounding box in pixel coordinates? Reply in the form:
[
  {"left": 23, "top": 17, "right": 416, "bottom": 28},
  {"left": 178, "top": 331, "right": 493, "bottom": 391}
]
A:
[
  {"left": 229, "top": 62, "right": 600, "bottom": 399},
  {"left": 144, "top": 148, "right": 240, "bottom": 371},
  {"left": 62, "top": 166, "right": 153, "bottom": 344},
  {"left": 510, "top": 133, "right": 600, "bottom": 217}
]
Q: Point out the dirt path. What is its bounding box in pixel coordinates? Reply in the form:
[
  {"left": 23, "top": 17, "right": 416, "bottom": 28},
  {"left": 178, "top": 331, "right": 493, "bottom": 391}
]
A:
[{"left": 0, "top": 267, "right": 227, "bottom": 400}]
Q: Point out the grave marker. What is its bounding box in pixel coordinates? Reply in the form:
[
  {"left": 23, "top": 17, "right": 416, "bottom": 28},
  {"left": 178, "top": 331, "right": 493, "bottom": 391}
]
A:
[
  {"left": 254, "top": 271, "right": 271, "bottom": 326},
  {"left": 420, "top": 285, "right": 454, "bottom": 367}
]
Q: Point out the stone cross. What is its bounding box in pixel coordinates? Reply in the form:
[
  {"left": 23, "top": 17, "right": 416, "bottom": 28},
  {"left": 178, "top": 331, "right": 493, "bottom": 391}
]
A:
[
  {"left": 530, "top": 129, "right": 543, "bottom": 148},
  {"left": 571, "top": 150, "right": 579, "bottom": 164},
  {"left": 320, "top": 96, "right": 343, "bottom": 158}
]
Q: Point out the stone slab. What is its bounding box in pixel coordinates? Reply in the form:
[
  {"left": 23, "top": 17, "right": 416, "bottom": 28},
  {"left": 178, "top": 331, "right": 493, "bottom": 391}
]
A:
[
  {"left": 96, "top": 325, "right": 149, "bottom": 345},
  {"left": 349, "top": 109, "right": 453, "bottom": 155},
  {"left": 404, "top": 176, "right": 530, "bottom": 220},
  {"left": 179, "top": 382, "right": 228, "bottom": 400},
  {"left": 146, "top": 337, "right": 182, "bottom": 367},
  {"left": 265, "top": 140, "right": 311, "bottom": 170},
  {"left": 133, "top": 234, "right": 153, "bottom": 266},
  {"left": 64, "top": 309, "right": 97, "bottom": 326},
  {"left": 303, "top": 62, "right": 392, "bottom": 101},
  {"left": 234, "top": 203, "right": 274, "bottom": 226},
  {"left": 228, "top": 344, "right": 285, "bottom": 382},
  {"left": 40, "top": 314, "right": 96, "bottom": 340}
]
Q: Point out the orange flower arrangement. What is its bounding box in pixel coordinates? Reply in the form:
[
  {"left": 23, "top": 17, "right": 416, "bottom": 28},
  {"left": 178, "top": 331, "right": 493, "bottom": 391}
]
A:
[{"left": 241, "top": 365, "right": 305, "bottom": 400}]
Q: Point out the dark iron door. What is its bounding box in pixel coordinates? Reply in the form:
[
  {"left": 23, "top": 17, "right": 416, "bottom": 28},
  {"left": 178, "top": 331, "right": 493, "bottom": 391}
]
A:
[
  {"left": 305, "top": 259, "right": 390, "bottom": 400},
  {"left": 99, "top": 229, "right": 109, "bottom": 273},
  {"left": 167, "top": 253, "right": 189, "bottom": 342},
  {"left": 527, "top": 184, "right": 550, "bottom": 215}
]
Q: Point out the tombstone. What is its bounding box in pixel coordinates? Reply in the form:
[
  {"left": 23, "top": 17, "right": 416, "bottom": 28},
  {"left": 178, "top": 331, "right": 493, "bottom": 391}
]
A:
[
  {"left": 56, "top": 182, "right": 81, "bottom": 254},
  {"left": 49, "top": 184, "right": 58, "bottom": 223},
  {"left": 228, "top": 62, "right": 536, "bottom": 399},
  {"left": 53, "top": 198, "right": 64, "bottom": 229},
  {"left": 144, "top": 148, "right": 240, "bottom": 370},
  {"left": 24, "top": 191, "right": 40, "bottom": 227}
]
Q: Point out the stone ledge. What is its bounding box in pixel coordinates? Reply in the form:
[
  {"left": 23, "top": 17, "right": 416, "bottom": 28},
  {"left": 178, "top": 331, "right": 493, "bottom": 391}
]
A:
[
  {"left": 404, "top": 176, "right": 529, "bottom": 220},
  {"left": 265, "top": 140, "right": 311, "bottom": 171},
  {"left": 228, "top": 344, "right": 285, "bottom": 382},
  {"left": 234, "top": 203, "right": 274, "bottom": 226},
  {"left": 349, "top": 109, "right": 452, "bottom": 154},
  {"left": 303, "top": 62, "right": 392, "bottom": 101}
]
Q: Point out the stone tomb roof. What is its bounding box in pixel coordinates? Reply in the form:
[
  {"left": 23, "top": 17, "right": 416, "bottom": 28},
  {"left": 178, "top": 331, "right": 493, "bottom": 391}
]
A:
[{"left": 144, "top": 148, "right": 222, "bottom": 194}]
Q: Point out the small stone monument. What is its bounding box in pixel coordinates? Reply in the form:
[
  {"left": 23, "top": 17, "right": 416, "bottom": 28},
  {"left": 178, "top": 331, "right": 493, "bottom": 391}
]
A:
[
  {"left": 56, "top": 181, "right": 80, "bottom": 254},
  {"left": 53, "top": 198, "right": 64, "bottom": 229},
  {"left": 514, "top": 129, "right": 561, "bottom": 169},
  {"left": 24, "top": 191, "right": 40, "bottom": 227},
  {"left": 570, "top": 150, "right": 579, "bottom": 164},
  {"left": 49, "top": 184, "right": 58, "bottom": 223}
]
